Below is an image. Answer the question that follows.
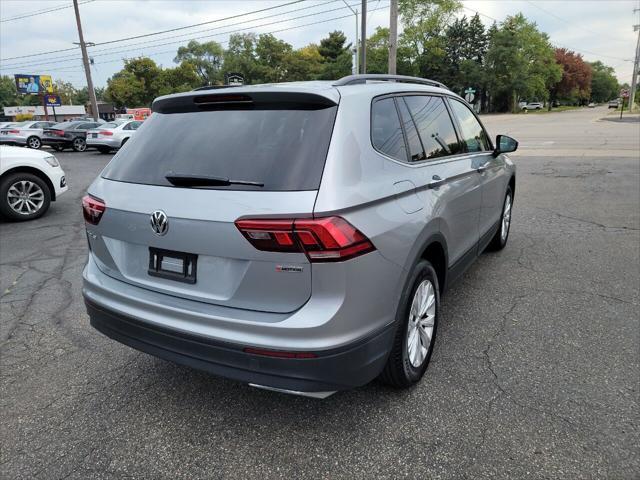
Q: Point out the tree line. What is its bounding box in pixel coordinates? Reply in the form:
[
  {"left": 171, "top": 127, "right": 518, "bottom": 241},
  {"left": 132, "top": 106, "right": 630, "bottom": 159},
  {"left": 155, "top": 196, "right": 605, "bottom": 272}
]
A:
[{"left": 0, "top": 0, "right": 624, "bottom": 113}]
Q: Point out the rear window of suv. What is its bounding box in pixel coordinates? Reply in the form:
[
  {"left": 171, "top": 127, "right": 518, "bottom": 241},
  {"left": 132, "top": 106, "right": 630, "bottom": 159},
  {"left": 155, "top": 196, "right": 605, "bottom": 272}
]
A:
[{"left": 102, "top": 107, "right": 338, "bottom": 191}]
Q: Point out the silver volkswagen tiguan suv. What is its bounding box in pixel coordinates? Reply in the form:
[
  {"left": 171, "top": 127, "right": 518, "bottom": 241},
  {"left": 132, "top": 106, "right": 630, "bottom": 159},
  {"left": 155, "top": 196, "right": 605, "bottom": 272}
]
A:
[{"left": 82, "top": 75, "right": 517, "bottom": 398}]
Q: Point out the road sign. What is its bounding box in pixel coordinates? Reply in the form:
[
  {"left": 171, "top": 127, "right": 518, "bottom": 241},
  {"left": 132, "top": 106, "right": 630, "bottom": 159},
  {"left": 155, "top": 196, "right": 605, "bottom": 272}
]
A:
[
  {"left": 44, "top": 94, "right": 62, "bottom": 107},
  {"left": 620, "top": 89, "right": 630, "bottom": 98},
  {"left": 225, "top": 72, "right": 244, "bottom": 86},
  {"left": 464, "top": 87, "right": 476, "bottom": 103}
]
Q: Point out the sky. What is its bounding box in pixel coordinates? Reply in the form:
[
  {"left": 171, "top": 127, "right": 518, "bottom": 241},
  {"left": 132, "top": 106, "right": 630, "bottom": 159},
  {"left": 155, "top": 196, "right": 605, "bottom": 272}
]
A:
[{"left": 0, "top": 0, "right": 638, "bottom": 89}]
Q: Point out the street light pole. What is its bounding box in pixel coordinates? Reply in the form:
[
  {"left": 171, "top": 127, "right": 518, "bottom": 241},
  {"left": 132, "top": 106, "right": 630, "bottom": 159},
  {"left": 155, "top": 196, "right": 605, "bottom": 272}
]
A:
[
  {"left": 389, "top": 0, "right": 398, "bottom": 74},
  {"left": 342, "top": 1, "right": 359, "bottom": 75},
  {"left": 360, "top": 0, "right": 367, "bottom": 74},
  {"left": 72, "top": 0, "right": 99, "bottom": 121}
]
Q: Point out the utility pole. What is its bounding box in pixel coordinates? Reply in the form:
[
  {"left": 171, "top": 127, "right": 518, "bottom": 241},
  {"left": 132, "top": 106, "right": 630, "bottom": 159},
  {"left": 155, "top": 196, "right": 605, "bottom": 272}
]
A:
[
  {"left": 630, "top": 14, "right": 640, "bottom": 112},
  {"left": 388, "top": 0, "right": 398, "bottom": 74},
  {"left": 72, "top": 0, "right": 99, "bottom": 121},
  {"left": 360, "top": 0, "right": 367, "bottom": 74}
]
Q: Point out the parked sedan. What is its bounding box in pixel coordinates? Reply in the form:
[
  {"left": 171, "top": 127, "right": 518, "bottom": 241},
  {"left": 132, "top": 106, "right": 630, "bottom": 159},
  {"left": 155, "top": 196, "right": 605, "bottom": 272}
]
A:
[
  {"left": 41, "top": 121, "right": 101, "bottom": 152},
  {"left": 0, "top": 121, "right": 57, "bottom": 149},
  {"left": 86, "top": 120, "right": 143, "bottom": 153},
  {"left": 0, "top": 145, "right": 67, "bottom": 220}
]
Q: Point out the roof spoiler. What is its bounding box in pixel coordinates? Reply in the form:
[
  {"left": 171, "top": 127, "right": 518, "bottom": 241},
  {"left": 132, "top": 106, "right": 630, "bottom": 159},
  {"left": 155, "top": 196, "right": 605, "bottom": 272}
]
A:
[
  {"left": 333, "top": 74, "right": 448, "bottom": 90},
  {"left": 152, "top": 91, "right": 338, "bottom": 114}
]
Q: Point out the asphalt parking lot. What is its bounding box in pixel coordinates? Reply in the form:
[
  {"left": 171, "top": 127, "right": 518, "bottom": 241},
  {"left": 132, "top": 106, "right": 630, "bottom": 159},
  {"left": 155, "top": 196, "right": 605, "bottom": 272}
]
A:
[{"left": 1, "top": 106, "right": 638, "bottom": 479}]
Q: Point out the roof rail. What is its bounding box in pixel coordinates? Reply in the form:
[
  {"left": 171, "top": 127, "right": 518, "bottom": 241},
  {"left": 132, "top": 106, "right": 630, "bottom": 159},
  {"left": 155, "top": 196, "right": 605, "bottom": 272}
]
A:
[{"left": 333, "top": 74, "right": 448, "bottom": 90}]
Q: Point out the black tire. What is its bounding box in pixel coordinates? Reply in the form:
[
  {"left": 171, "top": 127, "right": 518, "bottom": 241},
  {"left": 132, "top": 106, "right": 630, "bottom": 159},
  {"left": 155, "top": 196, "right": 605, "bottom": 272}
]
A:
[
  {"left": 97, "top": 147, "right": 112, "bottom": 154},
  {"left": 52, "top": 145, "right": 64, "bottom": 152},
  {"left": 0, "top": 172, "right": 51, "bottom": 221},
  {"left": 26, "top": 136, "right": 41, "bottom": 149},
  {"left": 72, "top": 137, "right": 86, "bottom": 152},
  {"left": 120, "top": 137, "right": 129, "bottom": 148},
  {"left": 487, "top": 186, "right": 513, "bottom": 251},
  {"left": 380, "top": 260, "right": 440, "bottom": 388}
]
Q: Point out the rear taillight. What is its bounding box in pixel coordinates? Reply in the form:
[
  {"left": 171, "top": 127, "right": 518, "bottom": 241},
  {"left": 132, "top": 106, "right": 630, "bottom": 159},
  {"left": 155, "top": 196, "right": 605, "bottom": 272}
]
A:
[
  {"left": 82, "top": 195, "right": 106, "bottom": 225},
  {"left": 98, "top": 130, "right": 113, "bottom": 136},
  {"left": 235, "top": 216, "right": 375, "bottom": 262},
  {"left": 7, "top": 129, "right": 19, "bottom": 134},
  {"left": 49, "top": 129, "right": 65, "bottom": 137}
]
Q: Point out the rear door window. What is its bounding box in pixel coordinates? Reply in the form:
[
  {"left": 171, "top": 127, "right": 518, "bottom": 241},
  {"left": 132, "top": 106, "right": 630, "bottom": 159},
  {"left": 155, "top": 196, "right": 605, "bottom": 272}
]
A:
[
  {"left": 448, "top": 99, "right": 491, "bottom": 152},
  {"left": 102, "top": 106, "right": 337, "bottom": 191},
  {"left": 403, "top": 95, "right": 461, "bottom": 160},
  {"left": 371, "top": 98, "right": 407, "bottom": 161}
]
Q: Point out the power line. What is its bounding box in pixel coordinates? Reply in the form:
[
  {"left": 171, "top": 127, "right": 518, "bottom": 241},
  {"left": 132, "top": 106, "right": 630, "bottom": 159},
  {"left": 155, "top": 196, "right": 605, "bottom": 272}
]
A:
[
  {"left": 9, "top": 3, "right": 390, "bottom": 77},
  {"left": 1, "top": 0, "right": 375, "bottom": 71},
  {"left": 0, "top": 0, "right": 96, "bottom": 23},
  {"left": 1, "top": 0, "right": 341, "bottom": 70},
  {"left": 0, "top": 0, "right": 305, "bottom": 61}
]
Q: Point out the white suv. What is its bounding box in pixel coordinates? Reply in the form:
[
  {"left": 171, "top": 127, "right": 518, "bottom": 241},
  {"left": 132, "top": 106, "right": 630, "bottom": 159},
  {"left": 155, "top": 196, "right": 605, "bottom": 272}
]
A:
[
  {"left": 0, "top": 145, "right": 68, "bottom": 220},
  {"left": 522, "top": 102, "right": 543, "bottom": 110}
]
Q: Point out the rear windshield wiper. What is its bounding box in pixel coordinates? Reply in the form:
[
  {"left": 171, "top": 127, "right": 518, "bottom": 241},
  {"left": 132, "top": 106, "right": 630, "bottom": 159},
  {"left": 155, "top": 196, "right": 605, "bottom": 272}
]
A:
[{"left": 165, "top": 172, "right": 264, "bottom": 188}]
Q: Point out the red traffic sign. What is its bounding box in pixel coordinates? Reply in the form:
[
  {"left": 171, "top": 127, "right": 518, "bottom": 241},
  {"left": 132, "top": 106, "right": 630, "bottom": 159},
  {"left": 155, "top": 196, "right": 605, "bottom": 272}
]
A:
[{"left": 620, "top": 89, "right": 630, "bottom": 98}]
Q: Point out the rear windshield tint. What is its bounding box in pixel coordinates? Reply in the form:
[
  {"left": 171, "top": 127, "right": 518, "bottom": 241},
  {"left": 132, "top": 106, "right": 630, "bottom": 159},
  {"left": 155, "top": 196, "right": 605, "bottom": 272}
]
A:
[{"left": 102, "top": 107, "right": 337, "bottom": 191}]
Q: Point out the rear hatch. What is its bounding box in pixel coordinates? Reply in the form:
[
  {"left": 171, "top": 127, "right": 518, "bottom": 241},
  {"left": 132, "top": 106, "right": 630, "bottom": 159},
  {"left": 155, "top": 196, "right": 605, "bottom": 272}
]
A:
[{"left": 85, "top": 89, "right": 338, "bottom": 313}]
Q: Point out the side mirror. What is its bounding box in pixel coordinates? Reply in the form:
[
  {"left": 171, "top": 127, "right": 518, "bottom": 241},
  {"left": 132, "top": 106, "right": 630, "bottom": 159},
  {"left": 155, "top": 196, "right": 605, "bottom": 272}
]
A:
[{"left": 493, "top": 135, "right": 518, "bottom": 156}]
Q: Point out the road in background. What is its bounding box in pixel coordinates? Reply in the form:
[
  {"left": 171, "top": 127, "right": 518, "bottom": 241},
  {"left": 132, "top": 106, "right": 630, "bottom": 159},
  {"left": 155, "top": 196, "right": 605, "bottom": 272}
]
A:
[{"left": 1, "top": 107, "right": 638, "bottom": 479}]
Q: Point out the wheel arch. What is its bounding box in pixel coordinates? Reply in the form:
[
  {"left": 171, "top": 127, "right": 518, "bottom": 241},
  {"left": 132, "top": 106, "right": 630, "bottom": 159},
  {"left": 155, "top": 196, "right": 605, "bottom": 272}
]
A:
[
  {"left": 401, "top": 230, "right": 449, "bottom": 295},
  {"left": 1, "top": 166, "right": 56, "bottom": 201}
]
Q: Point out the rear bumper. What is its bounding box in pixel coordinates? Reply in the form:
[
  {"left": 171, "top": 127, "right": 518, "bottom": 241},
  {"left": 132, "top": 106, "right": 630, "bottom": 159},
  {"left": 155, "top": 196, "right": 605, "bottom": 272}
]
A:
[
  {"left": 87, "top": 137, "right": 120, "bottom": 148},
  {"left": 0, "top": 135, "right": 26, "bottom": 144},
  {"left": 85, "top": 298, "right": 395, "bottom": 392}
]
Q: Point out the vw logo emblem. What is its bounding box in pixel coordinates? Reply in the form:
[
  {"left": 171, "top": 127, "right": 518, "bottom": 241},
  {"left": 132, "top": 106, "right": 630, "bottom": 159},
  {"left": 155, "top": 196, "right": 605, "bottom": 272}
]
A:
[{"left": 150, "top": 210, "right": 168, "bottom": 236}]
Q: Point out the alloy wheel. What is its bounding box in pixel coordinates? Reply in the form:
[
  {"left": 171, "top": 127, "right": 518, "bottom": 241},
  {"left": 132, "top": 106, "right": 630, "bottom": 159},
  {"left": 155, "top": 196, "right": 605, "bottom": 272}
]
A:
[
  {"left": 501, "top": 193, "right": 512, "bottom": 242},
  {"left": 28, "top": 137, "right": 41, "bottom": 149},
  {"left": 7, "top": 180, "right": 45, "bottom": 215},
  {"left": 406, "top": 279, "right": 436, "bottom": 368},
  {"left": 73, "top": 138, "right": 86, "bottom": 152}
]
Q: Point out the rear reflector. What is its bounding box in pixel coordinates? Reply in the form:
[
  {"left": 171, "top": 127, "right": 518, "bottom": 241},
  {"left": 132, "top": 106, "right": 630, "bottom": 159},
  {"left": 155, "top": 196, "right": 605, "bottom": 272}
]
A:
[
  {"left": 235, "top": 216, "right": 375, "bottom": 262},
  {"left": 82, "top": 195, "right": 106, "bottom": 225},
  {"left": 243, "top": 347, "right": 317, "bottom": 359}
]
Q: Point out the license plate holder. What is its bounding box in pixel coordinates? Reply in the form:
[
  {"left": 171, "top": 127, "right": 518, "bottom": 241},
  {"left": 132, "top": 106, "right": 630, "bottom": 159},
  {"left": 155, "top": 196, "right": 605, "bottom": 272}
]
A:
[{"left": 148, "top": 247, "right": 197, "bottom": 284}]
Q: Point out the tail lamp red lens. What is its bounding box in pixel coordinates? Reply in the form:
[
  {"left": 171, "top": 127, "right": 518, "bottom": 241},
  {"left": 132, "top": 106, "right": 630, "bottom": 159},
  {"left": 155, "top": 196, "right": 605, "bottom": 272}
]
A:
[
  {"left": 82, "top": 195, "right": 106, "bottom": 225},
  {"left": 51, "top": 129, "right": 65, "bottom": 137},
  {"left": 7, "top": 129, "right": 19, "bottom": 134},
  {"left": 98, "top": 130, "right": 113, "bottom": 136},
  {"left": 235, "top": 216, "right": 375, "bottom": 262}
]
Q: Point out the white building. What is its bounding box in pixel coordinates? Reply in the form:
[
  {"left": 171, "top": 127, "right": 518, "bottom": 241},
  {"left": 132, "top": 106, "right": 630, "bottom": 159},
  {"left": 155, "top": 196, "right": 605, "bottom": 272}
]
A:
[{"left": 3, "top": 105, "right": 86, "bottom": 122}]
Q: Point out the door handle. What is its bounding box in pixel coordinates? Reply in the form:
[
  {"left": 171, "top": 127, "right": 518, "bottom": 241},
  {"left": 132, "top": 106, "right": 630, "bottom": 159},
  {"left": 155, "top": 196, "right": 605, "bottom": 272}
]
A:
[{"left": 428, "top": 175, "right": 444, "bottom": 189}]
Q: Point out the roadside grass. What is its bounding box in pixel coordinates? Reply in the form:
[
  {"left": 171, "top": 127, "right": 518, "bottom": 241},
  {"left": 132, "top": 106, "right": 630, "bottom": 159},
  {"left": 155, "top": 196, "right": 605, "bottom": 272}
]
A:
[{"left": 518, "top": 105, "right": 582, "bottom": 114}]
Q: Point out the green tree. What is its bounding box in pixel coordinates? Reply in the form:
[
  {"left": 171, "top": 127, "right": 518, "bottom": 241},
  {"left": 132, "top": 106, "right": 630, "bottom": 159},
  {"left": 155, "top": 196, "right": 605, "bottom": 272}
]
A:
[
  {"left": 222, "top": 33, "right": 260, "bottom": 84},
  {"left": 398, "top": 0, "right": 461, "bottom": 79},
  {"left": 317, "top": 31, "right": 352, "bottom": 79},
  {"left": 52, "top": 79, "right": 77, "bottom": 105},
  {"left": 106, "top": 57, "right": 163, "bottom": 107},
  {"left": 284, "top": 44, "right": 324, "bottom": 81},
  {"left": 485, "top": 14, "right": 562, "bottom": 112},
  {"left": 157, "top": 62, "right": 200, "bottom": 96},
  {"left": 255, "top": 34, "right": 293, "bottom": 83},
  {"left": 589, "top": 61, "right": 619, "bottom": 102},
  {"left": 174, "top": 40, "right": 224, "bottom": 86},
  {"left": 0, "top": 75, "right": 19, "bottom": 109},
  {"left": 367, "top": 27, "right": 390, "bottom": 74}
]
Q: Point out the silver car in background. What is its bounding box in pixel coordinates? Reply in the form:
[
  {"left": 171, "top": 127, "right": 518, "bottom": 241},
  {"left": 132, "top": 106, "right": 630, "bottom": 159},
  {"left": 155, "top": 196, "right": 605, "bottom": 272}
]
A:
[
  {"left": 0, "top": 120, "right": 57, "bottom": 149},
  {"left": 82, "top": 75, "right": 518, "bottom": 398},
  {"left": 86, "top": 120, "right": 143, "bottom": 153}
]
